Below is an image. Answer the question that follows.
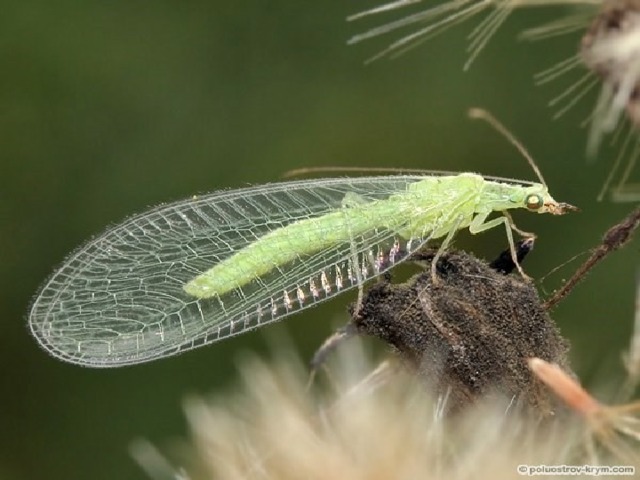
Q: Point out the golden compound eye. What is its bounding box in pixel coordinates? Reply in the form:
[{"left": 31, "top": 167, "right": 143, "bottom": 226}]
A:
[{"left": 525, "top": 194, "right": 543, "bottom": 211}]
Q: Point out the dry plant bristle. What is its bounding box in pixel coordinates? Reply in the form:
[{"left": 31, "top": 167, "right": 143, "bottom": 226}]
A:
[
  {"left": 529, "top": 357, "right": 640, "bottom": 464},
  {"left": 620, "top": 269, "right": 640, "bottom": 398},
  {"left": 349, "top": 0, "right": 597, "bottom": 67}
]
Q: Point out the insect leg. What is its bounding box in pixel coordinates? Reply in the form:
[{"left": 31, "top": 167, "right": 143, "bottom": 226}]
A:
[
  {"left": 468, "top": 211, "right": 531, "bottom": 280},
  {"left": 430, "top": 215, "right": 464, "bottom": 281},
  {"left": 307, "top": 190, "right": 375, "bottom": 385},
  {"left": 503, "top": 210, "right": 535, "bottom": 238},
  {"left": 308, "top": 322, "right": 359, "bottom": 387},
  {"left": 341, "top": 191, "right": 370, "bottom": 316}
]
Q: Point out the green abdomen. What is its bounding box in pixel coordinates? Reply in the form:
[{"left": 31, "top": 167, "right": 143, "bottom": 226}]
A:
[{"left": 183, "top": 206, "right": 386, "bottom": 298}]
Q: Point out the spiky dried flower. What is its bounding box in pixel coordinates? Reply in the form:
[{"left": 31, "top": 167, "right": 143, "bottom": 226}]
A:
[{"left": 132, "top": 348, "right": 638, "bottom": 480}]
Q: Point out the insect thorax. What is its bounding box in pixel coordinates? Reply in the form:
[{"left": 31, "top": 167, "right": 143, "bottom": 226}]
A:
[{"left": 389, "top": 174, "right": 486, "bottom": 239}]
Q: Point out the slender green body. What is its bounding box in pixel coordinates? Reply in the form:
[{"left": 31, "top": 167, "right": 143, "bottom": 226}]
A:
[
  {"left": 184, "top": 173, "right": 555, "bottom": 298},
  {"left": 29, "top": 173, "right": 572, "bottom": 367}
]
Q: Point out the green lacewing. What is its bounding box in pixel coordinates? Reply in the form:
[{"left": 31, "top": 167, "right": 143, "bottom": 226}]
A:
[
  {"left": 28, "top": 111, "right": 576, "bottom": 367},
  {"left": 29, "top": 172, "right": 575, "bottom": 367}
]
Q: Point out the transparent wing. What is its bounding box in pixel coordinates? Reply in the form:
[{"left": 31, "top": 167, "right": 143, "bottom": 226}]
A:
[{"left": 29, "top": 175, "right": 439, "bottom": 367}]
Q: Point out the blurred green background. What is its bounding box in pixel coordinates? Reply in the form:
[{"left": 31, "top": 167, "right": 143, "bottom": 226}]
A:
[{"left": 2, "top": 1, "right": 638, "bottom": 479}]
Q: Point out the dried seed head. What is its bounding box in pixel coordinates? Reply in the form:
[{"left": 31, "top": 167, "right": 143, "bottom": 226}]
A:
[
  {"left": 350, "top": 248, "right": 572, "bottom": 414},
  {"left": 581, "top": 0, "right": 640, "bottom": 83},
  {"left": 581, "top": 0, "right": 640, "bottom": 144}
]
